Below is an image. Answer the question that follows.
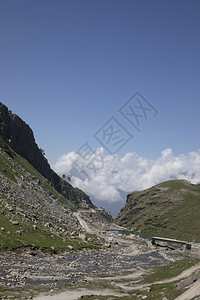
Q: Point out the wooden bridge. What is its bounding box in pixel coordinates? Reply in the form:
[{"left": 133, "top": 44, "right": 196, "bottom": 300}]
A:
[{"left": 152, "top": 236, "right": 192, "bottom": 250}]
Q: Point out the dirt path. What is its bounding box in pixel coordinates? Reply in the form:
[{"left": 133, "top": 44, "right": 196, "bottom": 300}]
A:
[
  {"left": 34, "top": 288, "right": 128, "bottom": 300},
  {"left": 174, "top": 279, "right": 200, "bottom": 300},
  {"left": 73, "top": 211, "right": 94, "bottom": 234},
  {"left": 160, "top": 262, "right": 200, "bottom": 284},
  {"left": 87, "top": 269, "right": 144, "bottom": 282},
  {"left": 113, "top": 262, "right": 200, "bottom": 292},
  {"left": 74, "top": 210, "right": 142, "bottom": 249},
  {"left": 73, "top": 210, "right": 99, "bottom": 234}
]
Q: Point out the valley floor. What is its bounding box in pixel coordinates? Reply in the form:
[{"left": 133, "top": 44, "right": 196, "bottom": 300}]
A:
[
  {"left": 1, "top": 212, "right": 200, "bottom": 300},
  {"left": 0, "top": 235, "right": 168, "bottom": 299}
]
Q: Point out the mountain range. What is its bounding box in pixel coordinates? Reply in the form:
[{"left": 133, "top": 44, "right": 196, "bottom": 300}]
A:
[{"left": 1, "top": 101, "right": 200, "bottom": 251}]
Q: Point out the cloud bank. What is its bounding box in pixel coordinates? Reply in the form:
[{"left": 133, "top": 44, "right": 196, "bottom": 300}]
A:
[{"left": 53, "top": 148, "right": 200, "bottom": 203}]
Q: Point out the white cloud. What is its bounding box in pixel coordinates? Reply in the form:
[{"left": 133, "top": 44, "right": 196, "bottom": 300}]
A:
[{"left": 52, "top": 148, "right": 200, "bottom": 204}]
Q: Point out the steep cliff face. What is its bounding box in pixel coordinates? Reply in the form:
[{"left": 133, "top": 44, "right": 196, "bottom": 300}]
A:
[{"left": 0, "top": 102, "right": 94, "bottom": 209}]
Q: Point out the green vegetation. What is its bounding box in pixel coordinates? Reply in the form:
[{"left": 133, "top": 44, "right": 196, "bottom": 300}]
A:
[
  {"left": 0, "top": 208, "right": 100, "bottom": 252},
  {"left": 116, "top": 180, "right": 200, "bottom": 242},
  {"left": 138, "top": 282, "right": 184, "bottom": 300}
]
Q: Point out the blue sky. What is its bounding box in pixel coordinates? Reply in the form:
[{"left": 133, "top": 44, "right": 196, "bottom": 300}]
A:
[{"left": 1, "top": 0, "right": 200, "bottom": 213}]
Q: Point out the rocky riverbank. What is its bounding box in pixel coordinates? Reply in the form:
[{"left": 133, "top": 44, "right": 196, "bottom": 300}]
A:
[{"left": 0, "top": 230, "right": 180, "bottom": 300}]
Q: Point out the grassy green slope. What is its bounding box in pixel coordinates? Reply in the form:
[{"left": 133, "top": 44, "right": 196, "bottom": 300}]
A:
[
  {"left": 0, "top": 210, "right": 100, "bottom": 252},
  {"left": 116, "top": 180, "right": 200, "bottom": 242}
]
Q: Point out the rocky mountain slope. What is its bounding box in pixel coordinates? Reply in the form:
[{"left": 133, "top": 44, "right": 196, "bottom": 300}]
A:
[
  {"left": 0, "top": 103, "right": 112, "bottom": 251},
  {"left": 116, "top": 180, "right": 200, "bottom": 242},
  {"left": 0, "top": 102, "right": 93, "bottom": 208}
]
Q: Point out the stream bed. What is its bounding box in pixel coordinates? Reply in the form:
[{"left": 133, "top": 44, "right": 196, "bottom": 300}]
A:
[{"left": 0, "top": 245, "right": 170, "bottom": 288}]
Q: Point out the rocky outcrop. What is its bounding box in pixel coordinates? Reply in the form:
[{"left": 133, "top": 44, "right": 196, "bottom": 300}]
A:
[
  {"left": 0, "top": 102, "right": 94, "bottom": 209},
  {"left": 0, "top": 165, "right": 78, "bottom": 231}
]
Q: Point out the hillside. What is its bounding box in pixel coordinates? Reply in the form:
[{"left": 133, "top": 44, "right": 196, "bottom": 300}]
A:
[
  {"left": 0, "top": 102, "right": 93, "bottom": 208},
  {"left": 116, "top": 180, "right": 200, "bottom": 242},
  {"left": 0, "top": 103, "right": 112, "bottom": 251}
]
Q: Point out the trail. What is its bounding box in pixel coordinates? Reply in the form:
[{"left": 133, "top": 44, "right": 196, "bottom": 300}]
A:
[
  {"left": 33, "top": 263, "right": 200, "bottom": 299},
  {"left": 86, "top": 262, "right": 200, "bottom": 294},
  {"left": 73, "top": 210, "right": 97, "bottom": 234},
  {"left": 73, "top": 209, "right": 140, "bottom": 246},
  {"left": 34, "top": 288, "right": 128, "bottom": 300},
  {"left": 113, "top": 262, "right": 200, "bottom": 292},
  {"left": 87, "top": 269, "right": 144, "bottom": 282},
  {"left": 174, "top": 279, "right": 200, "bottom": 300}
]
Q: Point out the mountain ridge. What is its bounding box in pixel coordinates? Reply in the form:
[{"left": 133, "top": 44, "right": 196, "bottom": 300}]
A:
[
  {"left": 0, "top": 102, "right": 93, "bottom": 209},
  {"left": 116, "top": 179, "right": 200, "bottom": 242}
]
